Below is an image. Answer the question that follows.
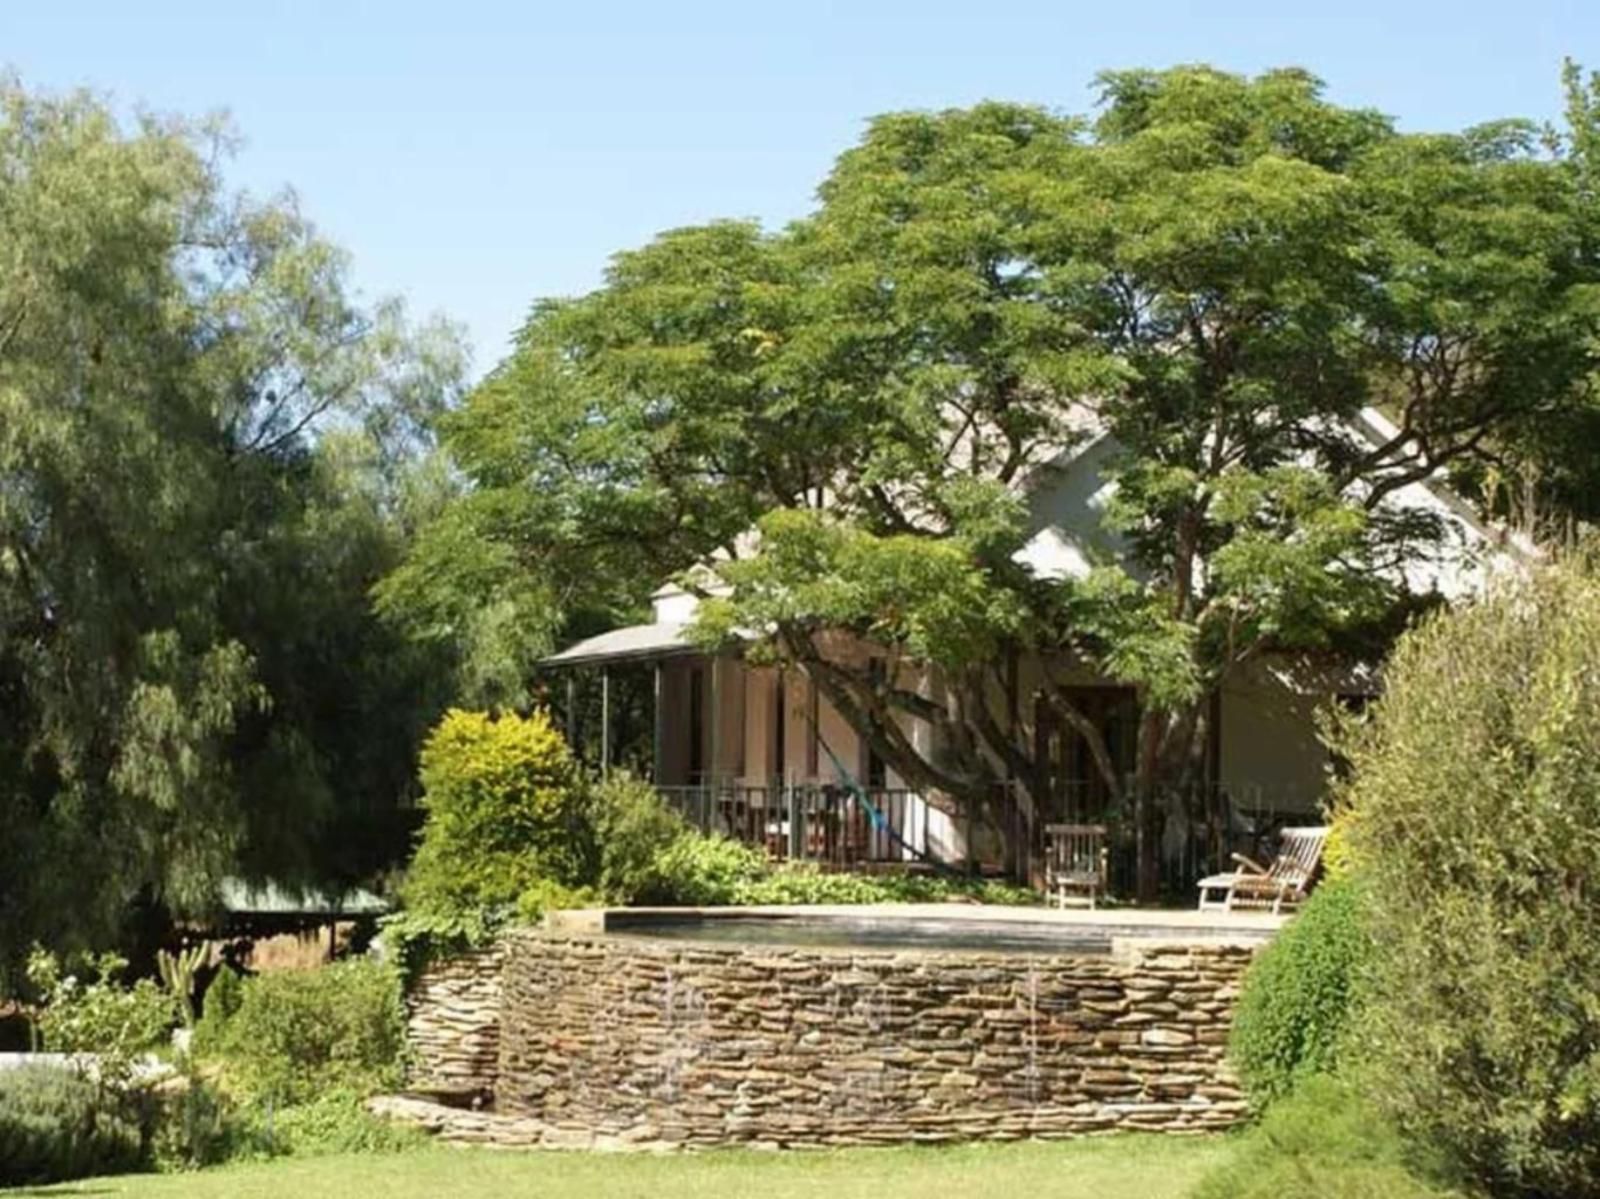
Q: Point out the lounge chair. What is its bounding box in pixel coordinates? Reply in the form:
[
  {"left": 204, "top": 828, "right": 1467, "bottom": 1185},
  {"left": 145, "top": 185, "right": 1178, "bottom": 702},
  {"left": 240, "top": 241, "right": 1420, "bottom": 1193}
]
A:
[
  {"left": 1196, "top": 825, "right": 1328, "bottom": 914},
  {"left": 1045, "top": 823, "right": 1109, "bottom": 910}
]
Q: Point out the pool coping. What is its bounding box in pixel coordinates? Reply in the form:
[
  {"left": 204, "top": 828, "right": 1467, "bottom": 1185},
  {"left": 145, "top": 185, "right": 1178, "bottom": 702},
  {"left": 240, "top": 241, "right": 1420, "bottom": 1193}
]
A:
[{"left": 543, "top": 902, "right": 1285, "bottom": 950}]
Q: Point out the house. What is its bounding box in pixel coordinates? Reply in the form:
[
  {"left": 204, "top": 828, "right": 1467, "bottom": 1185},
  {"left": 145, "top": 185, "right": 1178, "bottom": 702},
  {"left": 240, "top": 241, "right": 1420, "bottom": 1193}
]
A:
[{"left": 542, "top": 408, "right": 1526, "bottom": 884}]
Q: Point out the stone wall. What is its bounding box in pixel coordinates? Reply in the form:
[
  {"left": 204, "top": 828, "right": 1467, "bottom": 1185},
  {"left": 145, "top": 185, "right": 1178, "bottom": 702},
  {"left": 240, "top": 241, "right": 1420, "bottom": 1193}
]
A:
[
  {"left": 491, "top": 929, "right": 1253, "bottom": 1148},
  {"left": 406, "top": 947, "right": 503, "bottom": 1098}
]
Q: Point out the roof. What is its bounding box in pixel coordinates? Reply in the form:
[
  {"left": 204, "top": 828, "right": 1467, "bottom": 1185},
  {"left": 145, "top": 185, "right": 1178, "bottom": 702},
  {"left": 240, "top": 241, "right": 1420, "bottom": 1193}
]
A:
[
  {"left": 541, "top": 621, "right": 699, "bottom": 667},
  {"left": 219, "top": 879, "right": 389, "bottom": 917}
]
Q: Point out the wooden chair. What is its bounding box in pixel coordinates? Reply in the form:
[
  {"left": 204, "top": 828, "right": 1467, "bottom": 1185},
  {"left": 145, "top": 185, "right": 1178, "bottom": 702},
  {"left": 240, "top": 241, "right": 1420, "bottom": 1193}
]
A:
[
  {"left": 1196, "top": 825, "right": 1328, "bottom": 914},
  {"left": 1044, "top": 823, "right": 1109, "bottom": 910}
]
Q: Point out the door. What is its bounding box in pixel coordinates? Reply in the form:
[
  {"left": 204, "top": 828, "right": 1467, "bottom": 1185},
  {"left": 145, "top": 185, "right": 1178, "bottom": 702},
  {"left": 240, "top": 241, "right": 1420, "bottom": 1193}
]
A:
[{"left": 1035, "top": 687, "right": 1139, "bottom": 822}]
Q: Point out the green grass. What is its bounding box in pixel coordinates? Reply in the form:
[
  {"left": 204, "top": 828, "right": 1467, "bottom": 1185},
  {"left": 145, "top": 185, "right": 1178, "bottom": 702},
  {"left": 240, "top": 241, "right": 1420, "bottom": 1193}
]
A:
[{"left": 16, "top": 1136, "right": 1224, "bottom": 1199}]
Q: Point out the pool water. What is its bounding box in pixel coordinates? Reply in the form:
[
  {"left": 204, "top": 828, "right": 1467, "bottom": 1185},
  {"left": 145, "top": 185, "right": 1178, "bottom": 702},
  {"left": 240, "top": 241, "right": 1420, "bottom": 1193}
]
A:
[{"left": 607, "top": 913, "right": 1114, "bottom": 955}]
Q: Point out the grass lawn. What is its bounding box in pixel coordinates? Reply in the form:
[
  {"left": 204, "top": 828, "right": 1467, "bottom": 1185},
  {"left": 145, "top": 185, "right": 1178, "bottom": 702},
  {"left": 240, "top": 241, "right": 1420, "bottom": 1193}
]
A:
[{"left": 17, "top": 1136, "right": 1226, "bottom": 1198}]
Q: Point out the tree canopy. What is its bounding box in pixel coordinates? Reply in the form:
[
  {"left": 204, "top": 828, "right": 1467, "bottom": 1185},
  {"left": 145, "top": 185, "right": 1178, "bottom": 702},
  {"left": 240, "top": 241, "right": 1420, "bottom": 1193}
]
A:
[
  {"left": 0, "top": 78, "right": 464, "bottom": 978},
  {"left": 404, "top": 64, "right": 1600, "bottom": 895}
]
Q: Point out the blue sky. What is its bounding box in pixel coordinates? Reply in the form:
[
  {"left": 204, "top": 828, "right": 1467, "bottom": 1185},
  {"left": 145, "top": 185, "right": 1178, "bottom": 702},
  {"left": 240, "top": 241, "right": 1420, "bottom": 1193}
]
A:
[{"left": 4, "top": 1, "right": 1594, "bottom": 375}]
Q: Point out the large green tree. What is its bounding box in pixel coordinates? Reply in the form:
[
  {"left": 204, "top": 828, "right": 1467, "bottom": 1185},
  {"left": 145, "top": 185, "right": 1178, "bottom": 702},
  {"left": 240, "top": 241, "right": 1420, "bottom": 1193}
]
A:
[
  {"left": 399, "top": 65, "right": 1600, "bottom": 896},
  {"left": 0, "top": 78, "right": 463, "bottom": 976}
]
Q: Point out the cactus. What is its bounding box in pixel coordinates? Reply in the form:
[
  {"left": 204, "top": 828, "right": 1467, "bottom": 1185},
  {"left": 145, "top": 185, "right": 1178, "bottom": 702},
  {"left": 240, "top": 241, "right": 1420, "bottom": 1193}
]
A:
[{"left": 157, "top": 943, "right": 209, "bottom": 1028}]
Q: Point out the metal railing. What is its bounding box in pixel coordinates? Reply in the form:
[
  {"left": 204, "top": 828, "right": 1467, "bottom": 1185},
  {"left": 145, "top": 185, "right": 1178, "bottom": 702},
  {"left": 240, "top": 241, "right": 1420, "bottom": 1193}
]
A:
[
  {"left": 654, "top": 782, "right": 934, "bottom": 869},
  {"left": 657, "top": 776, "right": 1322, "bottom": 894},
  {"left": 997, "top": 778, "right": 1322, "bottom": 898}
]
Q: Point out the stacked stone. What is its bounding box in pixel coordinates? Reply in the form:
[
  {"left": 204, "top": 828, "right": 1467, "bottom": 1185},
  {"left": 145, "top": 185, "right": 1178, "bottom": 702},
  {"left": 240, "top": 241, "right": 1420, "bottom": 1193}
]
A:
[
  {"left": 405, "top": 947, "right": 504, "bottom": 1100},
  {"left": 482, "top": 930, "right": 1254, "bottom": 1150}
]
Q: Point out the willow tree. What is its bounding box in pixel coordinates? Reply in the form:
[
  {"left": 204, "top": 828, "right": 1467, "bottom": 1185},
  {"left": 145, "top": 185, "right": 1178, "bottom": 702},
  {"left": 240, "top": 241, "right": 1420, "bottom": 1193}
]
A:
[
  {"left": 406, "top": 64, "right": 1600, "bottom": 897},
  {"left": 0, "top": 78, "right": 463, "bottom": 976}
]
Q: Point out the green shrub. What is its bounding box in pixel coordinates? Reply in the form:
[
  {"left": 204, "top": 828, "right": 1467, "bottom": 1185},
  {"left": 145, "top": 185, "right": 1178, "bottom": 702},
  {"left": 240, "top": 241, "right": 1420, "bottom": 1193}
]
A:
[
  {"left": 149, "top": 1072, "right": 258, "bottom": 1171},
  {"left": 638, "top": 833, "right": 769, "bottom": 904},
  {"left": 262, "top": 1088, "right": 426, "bottom": 1157},
  {"left": 402, "top": 707, "right": 589, "bottom": 915},
  {"left": 1335, "top": 562, "right": 1600, "bottom": 1197},
  {"left": 0, "top": 1064, "right": 143, "bottom": 1186},
  {"left": 733, "top": 863, "right": 1039, "bottom": 907},
  {"left": 633, "top": 833, "right": 1042, "bottom": 908},
  {"left": 25, "top": 949, "right": 175, "bottom": 1089},
  {"left": 587, "top": 772, "right": 690, "bottom": 902},
  {"left": 194, "top": 959, "right": 405, "bottom": 1105},
  {"left": 1228, "top": 877, "right": 1370, "bottom": 1108},
  {"left": 1192, "top": 1075, "right": 1461, "bottom": 1199},
  {"left": 377, "top": 906, "right": 502, "bottom": 981},
  {"left": 514, "top": 877, "right": 599, "bottom": 924}
]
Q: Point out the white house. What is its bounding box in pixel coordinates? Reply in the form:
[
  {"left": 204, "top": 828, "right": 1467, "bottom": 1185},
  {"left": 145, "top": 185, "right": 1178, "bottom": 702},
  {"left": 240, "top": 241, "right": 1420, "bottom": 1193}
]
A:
[{"left": 543, "top": 409, "right": 1527, "bottom": 881}]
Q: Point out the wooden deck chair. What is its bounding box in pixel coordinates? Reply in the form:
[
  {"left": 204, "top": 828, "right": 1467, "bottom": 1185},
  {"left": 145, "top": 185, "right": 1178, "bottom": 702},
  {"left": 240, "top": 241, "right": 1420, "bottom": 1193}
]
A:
[
  {"left": 1045, "top": 823, "right": 1109, "bottom": 910},
  {"left": 1196, "top": 826, "right": 1328, "bottom": 914}
]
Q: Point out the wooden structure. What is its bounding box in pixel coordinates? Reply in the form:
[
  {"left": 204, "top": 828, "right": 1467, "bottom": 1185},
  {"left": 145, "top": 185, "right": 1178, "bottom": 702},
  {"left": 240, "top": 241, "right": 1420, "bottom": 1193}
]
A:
[
  {"left": 1044, "top": 823, "right": 1109, "bottom": 909},
  {"left": 1195, "top": 826, "right": 1328, "bottom": 914}
]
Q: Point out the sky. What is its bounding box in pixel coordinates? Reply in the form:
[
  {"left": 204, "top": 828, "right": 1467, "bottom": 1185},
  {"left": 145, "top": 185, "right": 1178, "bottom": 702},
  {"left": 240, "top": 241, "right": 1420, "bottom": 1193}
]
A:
[{"left": 4, "top": 1, "right": 1595, "bottom": 376}]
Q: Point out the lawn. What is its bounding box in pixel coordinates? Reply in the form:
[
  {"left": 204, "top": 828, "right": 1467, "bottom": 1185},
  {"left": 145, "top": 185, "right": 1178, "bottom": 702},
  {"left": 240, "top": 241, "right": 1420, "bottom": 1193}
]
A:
[{"left": 19, "top": 1136, "right": 1225, "bottom": 1198}]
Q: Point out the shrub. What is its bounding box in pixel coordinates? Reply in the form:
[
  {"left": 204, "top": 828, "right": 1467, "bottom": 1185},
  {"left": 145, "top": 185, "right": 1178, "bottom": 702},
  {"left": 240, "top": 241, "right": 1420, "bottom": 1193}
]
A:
[
  {"left": 632, "top": 833, "right": 1041, "bottom": 908},
  {"left": 1228, "top": 876, "right": 1370, "bottom": 1108},
  {"left": 1191, "top": 1075, "right": 1461, "bottom": 1199},
  {"left": 149, "top": 1072, "right": 257, "bottom": 1171},
  {"left": 1335, "top": 562, "right": 1600, "bottom": 1196},
  {"left": 0, "top": 1064, "right": 143, "bottom": 1186},
  {"left": 514, "top": 877, "right": 599, "bottom": 924},
  {"left": 376, "top": 906, "right": 501, "bottom": 981},
  {"left": 262, "top": 1088, "right": 426, "bottom": 1157},
  {"left": 194, "top": 959, "right": 405, "bottom": 1105},
  {"left": 638, "top": 833, "right": 769, "bottom": 904},
  {"left": 25, "top": 949, "right": 176, "bottom": 1089},
  {"left": 587, "top": 772, "right": 690, "bottom": 902},
  {"left": 403, "top": 707, "right": 588, "bottom": 915}
]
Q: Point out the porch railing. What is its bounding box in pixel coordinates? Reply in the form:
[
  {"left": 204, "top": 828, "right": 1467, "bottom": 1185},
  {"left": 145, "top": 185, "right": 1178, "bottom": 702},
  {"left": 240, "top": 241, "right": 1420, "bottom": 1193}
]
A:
[
  {"left": 654, "top": 782, "right": 935, "bottom": 869},
  {"left": 656, "top": 777, "right": 1322, "bottom": 894}
]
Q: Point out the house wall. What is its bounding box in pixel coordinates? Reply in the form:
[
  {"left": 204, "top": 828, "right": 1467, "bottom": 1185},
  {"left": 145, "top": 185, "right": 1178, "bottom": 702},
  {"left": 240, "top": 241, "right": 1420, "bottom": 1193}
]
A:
[{"left": 1216, "top": 664, "right": 1334, "bottom": 815}]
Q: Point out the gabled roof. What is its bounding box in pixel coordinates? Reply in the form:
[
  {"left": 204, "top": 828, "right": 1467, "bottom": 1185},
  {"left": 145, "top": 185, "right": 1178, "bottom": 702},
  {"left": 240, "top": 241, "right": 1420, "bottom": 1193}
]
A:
[{"left": 542, "top": 621, "right": 698, "bottom": 667}]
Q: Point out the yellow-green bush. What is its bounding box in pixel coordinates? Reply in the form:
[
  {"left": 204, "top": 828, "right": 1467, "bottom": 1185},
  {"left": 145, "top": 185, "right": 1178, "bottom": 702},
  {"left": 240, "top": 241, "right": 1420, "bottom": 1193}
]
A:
[
  {"left": 1336, "top": 563, "right": 1600, "bottom": 1197},
  {"left": 402, "top": 707, "right": 589, "bottom": 913}
]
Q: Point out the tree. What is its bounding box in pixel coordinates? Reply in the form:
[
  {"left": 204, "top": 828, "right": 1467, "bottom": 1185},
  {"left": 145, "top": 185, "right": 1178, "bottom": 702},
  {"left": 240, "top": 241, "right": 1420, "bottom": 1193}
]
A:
[
  {"left": 400, "top": 65, "right": 1600, "bottom": 896},
  {"left": 0, "top": 77, "right": 464, "bottom": 979}
]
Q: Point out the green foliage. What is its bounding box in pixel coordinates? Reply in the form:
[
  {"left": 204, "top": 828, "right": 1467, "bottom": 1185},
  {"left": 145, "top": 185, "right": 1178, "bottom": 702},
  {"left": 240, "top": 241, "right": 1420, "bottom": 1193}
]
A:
[
  {"left": 632, "top": 830, "right": 1039, "bottom": 908},
  {"left": 1334, "top": 562, "right": 1600, "bottom": 1197},
  {"left": 149, "top": 1073, "right": 257, "bottom": 1172},
  {"left": 1192, "top": 1075, "right": 1461, "bottom": 1199},
  {"left": 262, "top": 1088, "right": 426, "bottom": 1158},
  {"left": 405, "top": 64, "right": 1600, "bottom": 896},
  {"left": 201, "top": 965, "right": 244, "bottom": 1026},
  {"left": 587, "top": 772, "right": 691, "bottom": 903},
  {"left": 402, "top": 708, "right": 589, "bottom": 916},
  {"left": 1228, "top": 878, "right": 1370, "bottom": 1108},
  {"left": 157, "top": 946, "right": 209, "bottom": 1029},
  {"left": 26, "top": 950, "right": 176, "bottom": 1089},
  {"left": 376, "top": 907, "right": 502, "bottom": 982},
  {"left": 0, "top": 77, "right": 464, "bottom": 978},
  {"left": 0, "top": 1064, "right": 144, "bottom": 1186},
  {"left": 636, "top": 834, "right": 772, "bottom": 905},
  {"left": 193, "top": 960, "right": 405, "bottom": 1106}
]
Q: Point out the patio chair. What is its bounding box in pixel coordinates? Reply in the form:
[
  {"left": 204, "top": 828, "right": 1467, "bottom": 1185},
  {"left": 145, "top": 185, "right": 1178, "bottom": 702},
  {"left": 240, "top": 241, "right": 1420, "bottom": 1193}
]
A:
[
  {"left": 1044, "top": 823, "right": 1109, "bottom": 910},
  {"left": 1196, "top": 825, "right": 1328, "bottom": 914}
]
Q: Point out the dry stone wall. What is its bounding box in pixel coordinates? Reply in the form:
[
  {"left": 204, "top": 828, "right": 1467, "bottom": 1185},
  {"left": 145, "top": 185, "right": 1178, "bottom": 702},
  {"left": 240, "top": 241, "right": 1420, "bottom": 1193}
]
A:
[
  {"left": 489, "top": 929, "right": 1254, "bottom": 1148},
  {"left": 405, "top": 946, "right": 503, "bottom": 1099}
]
